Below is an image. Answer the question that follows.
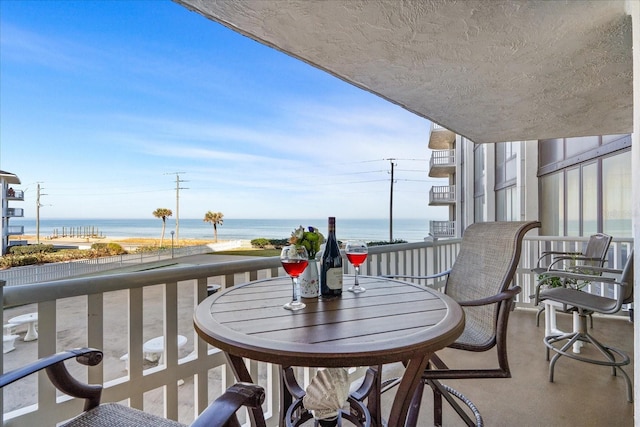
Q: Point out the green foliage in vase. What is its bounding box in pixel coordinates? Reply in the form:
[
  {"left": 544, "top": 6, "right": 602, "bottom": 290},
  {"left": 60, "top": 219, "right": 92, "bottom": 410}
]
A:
[{"left": 289, "top": 226, "right": 325, "bottom": 259}]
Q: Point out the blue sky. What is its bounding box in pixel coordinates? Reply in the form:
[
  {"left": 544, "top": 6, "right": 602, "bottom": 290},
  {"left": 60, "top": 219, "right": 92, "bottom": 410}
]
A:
[{"left": 0, "top": 0, "right": 447, "bottom": 221}]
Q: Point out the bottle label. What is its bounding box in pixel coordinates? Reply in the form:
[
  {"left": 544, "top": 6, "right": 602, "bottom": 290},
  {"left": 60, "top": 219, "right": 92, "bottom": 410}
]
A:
[{"left": 325, "top": 268, "right": 343, "bottom": 290}]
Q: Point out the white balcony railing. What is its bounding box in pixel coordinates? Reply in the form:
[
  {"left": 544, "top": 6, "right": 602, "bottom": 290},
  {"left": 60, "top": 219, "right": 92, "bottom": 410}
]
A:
[
  {"left": 430, "top": 149, "right": 455, "bottom": 167},
  {"left": 5, "top": 190, "right": 24, "bottom": 200},
  {"left": 4, "top": 208, "right": 24, "bottom": 218},
  {"left": 4, "top": 226, "right": 24, "bottom": 236},
  {"left": 430, "top": 220, "right": 456, "bottom": 238},
  {"left": 429, "top": 185, "right": 456, "bottom": 205},
  {"left": 0, "top": 236, "right": 633, "bottom": 426}
]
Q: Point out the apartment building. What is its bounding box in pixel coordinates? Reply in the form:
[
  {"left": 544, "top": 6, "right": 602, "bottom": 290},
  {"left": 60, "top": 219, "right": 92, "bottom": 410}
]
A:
[{"left": 427, "top": 125, "right": 632, "bottom": 239}]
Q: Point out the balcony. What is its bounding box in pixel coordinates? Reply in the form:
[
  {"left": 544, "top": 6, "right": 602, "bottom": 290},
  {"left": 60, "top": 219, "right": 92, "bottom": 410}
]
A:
[
  {"left": 4, "top": 208, "right": 24, "bottom": 218},
  {"left": 428, "top": 122, "right": 456, "bottom": 149},
  {"left": 4, "top": 225, "right": 24, "bottom": 236},
  {"left": 428, "top": 149, "right": 456, "bottom": 177},
  {"left": 0, "top": 236, "right": 634, "bottom": 426},
  {"left": 4, "top": 189, "right": 23, "bottom": 201},
  {"left": 430, "top": 220, "right": 456, "bottom": 238},
  {"left": 429, "top": 185, "right": 456, "bottom": 205}
]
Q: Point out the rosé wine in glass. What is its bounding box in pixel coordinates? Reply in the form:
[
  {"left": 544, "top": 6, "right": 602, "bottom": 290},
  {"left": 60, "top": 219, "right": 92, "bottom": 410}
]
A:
[
  {"left": 345, "top": 240, "right": 368, "bottom": 293},
  {"left": 280, "top": 245, "right": 309, "bottom": 310}
]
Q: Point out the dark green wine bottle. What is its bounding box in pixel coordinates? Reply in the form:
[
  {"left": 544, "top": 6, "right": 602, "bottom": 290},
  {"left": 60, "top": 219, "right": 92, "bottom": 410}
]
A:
[{"left": 320, "top": 217, "right": 343, "bottom": 298}]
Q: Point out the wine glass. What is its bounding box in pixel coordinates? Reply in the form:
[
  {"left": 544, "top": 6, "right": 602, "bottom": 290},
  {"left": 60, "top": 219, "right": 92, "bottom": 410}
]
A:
[
  {"left": 280, "top": 245, "right": 309, "bottom": 310},
  {"left": 345, "top": 240, "right": 368, "bottom": 293}
]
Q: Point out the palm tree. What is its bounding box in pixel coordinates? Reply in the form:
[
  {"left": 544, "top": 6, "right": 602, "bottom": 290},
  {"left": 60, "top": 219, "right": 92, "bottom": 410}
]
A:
[
  {"left": 203, "top": 211, "right": 224, "bottom": 242},
  {"left": 153, "top": 208, "right": 173, "bottom": 246}
]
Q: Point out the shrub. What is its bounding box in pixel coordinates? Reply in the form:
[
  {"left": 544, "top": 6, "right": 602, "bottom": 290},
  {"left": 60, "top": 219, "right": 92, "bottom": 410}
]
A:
[
  {"left": 251, "top": 238, "right": 270, "bottom": 248},
  {"left": 91, "top": 242, "right": 127, "bottom": 256},
  {"left": 133, "top": 245, "right": 164, "bottom": 253},
  {"left": 106, "top": 243, "right": 126, "bottom": 255},
  {"left": 366, "top": 239, "right": 408, "bottom": 247},
  {"left": 9, "top": 244, "right": 55, "bottom": 255},
  {"left": 269, "top": 238, "right": 289, "bottom": 249}
]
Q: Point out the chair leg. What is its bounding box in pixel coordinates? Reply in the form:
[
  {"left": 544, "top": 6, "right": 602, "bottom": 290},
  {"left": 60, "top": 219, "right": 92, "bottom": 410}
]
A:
[
  {"left": 544, "top": 313, "right": 633, "bottom": 402},
  {"left": 535, "top": 304, "right": 545, "bottom": 327},
  {"left": 404, "top": 378, "right": 425, "bottom": 427}
]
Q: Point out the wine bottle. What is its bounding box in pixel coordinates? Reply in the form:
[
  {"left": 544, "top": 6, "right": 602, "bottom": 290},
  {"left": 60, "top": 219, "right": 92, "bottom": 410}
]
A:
[{"left": 320, "top": 217, "right": 343, "bottom": 298}]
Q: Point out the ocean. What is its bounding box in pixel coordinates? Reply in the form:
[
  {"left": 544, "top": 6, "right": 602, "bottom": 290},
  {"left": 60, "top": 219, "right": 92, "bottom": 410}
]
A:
[{"left": 12, "top": 218, "right": 432, "bottom": 243}]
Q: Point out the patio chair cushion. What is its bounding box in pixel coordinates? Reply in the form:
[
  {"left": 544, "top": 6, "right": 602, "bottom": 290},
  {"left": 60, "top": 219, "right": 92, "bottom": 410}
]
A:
[{"left": 61, "top": 403, "right": 185, "bottom": 427}]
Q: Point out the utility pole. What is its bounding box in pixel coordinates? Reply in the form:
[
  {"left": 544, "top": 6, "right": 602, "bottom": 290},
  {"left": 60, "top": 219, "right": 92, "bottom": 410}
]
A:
[
  {"left": 166, "top": 172, "right": 188, "bottom": 244},
  {"left": 387, "top": 159, "right": 396, "bottom": 242},
  {"left": 36, "top": 183, "right": 46, "bottom": 244}
]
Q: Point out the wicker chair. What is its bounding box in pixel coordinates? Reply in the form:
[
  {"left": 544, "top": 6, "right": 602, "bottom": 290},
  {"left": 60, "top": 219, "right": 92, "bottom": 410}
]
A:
[
  {"left": 378, "top": 221, "right": 540, "bottom": 427},
  {"left": 537, "top": 251, "right": 634, "bottom": 402},
  {"left": 0, "top": 348, "right": 266, "bottom": 427}
]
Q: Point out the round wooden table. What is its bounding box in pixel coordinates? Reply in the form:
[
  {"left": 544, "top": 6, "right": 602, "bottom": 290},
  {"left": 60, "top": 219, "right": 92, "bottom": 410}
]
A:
[{"left": 194, "top": 276, "right": 464, "bottom": 427}]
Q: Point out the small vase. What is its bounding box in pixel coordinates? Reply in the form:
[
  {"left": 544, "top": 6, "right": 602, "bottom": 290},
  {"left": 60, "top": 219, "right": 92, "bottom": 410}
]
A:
[{"left": 300, "top": 261, "right": 319, "bottom": 298}]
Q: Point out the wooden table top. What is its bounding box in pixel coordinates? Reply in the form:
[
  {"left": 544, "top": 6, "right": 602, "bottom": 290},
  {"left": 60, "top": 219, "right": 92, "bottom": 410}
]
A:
[{"left": 194, "top": 276, "right": 464, "bottom": 368}]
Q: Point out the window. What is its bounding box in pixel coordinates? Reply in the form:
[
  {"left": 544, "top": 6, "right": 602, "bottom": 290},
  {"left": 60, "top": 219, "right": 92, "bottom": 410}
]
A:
[
  {"left": 540, "top": 173, "right": 564, "bottom": 235},
  {"left": 602, "top": 152, "right": 632, "bottom": 237},
  {"left": 473, "top": 144, "right": 485, "bottom": 222},
  {"left": 496, "top": 186, "right": 518, "bottom": 221},
  {"left": 538, "top": 148, "right": 631, "bottom": 237}
]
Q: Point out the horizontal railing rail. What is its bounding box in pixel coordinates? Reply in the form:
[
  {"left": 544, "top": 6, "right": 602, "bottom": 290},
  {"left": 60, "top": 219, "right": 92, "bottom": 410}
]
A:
[
  {"left": 0, "top": 245, "right": 222, "bottom": 286},
  {"left": 0, "top": 234, "right": 632, "bottom": 426}
]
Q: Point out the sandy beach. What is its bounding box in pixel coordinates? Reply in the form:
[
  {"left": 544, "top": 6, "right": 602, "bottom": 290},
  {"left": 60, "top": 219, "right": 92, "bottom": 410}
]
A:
[{"left": 16, "top": 235, "right": 253, "bottom": 251}]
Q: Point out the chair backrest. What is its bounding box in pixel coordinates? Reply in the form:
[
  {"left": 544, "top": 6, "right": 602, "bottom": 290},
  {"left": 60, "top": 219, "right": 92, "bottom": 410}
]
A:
[
  {"left": 620, "top": 250, "right": 634, "bottom": 305},
  {"left": 582, "top": 233, "right": 613, "bottom": 267},
  {"left": 445, "top": 221, "right": 540, "bottom": 349}
]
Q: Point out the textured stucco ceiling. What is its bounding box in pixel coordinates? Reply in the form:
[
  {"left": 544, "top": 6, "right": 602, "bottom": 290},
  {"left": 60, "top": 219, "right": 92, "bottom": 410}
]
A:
[{"left": 175, "top": 0, "right": 633, "bottom": 144}]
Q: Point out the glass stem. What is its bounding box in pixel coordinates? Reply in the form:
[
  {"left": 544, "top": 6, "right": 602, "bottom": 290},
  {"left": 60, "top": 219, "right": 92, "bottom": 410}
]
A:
[
  {"left": 292, "top": 277, "right": 300, "bottom": 303},
  {"left": 354, "top": 266, "right": 360, "bottom": 287}
]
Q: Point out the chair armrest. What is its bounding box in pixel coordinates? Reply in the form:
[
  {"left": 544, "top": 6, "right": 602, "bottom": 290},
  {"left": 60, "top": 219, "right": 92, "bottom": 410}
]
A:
[
  {"left": 535, "top": 250, "right": 582, "bottom": 268},
  {"left": 0, "top": 348, "right": 103, "bottom": 411},
  {"left": 382, "top": 269, "right": 451, "bottom": 280},
  {"left": 547, "top": 255, "right": 607, "bottom": 270},
  {"left": 190, "top": 382, "right": 265, "bottom": 427},
  {"left": 533, "top": 269, "right": 620, "bottom": 305},
  {"left": 539, "top": 270, "right": 618, "bottom": 285},
  {"left": 457, "top": 286, "right": 521, "bottom": 307},
  {"left": 565, "top": 265, "right": 622, "bottom": 276}
]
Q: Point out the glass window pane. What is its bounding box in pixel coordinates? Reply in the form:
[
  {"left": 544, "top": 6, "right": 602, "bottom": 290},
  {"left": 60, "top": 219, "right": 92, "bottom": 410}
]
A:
[
  {"left": 566, "top": 168, "right": 580, "bottom": 236},
  {"left": 474, "top": 195, "right": 485, "bottom": 222},
  {"left": 603, "top": 151, "right": 632, "bottom": 237},
  {"left": 582, "top": 162, "right": 598, "bottom": 235},
  {"left": 509, "top": 186, "right": 519, "bottom": 221},
  {"left": 540, "top": 173, "right": 564, "bottom": 235},
  {"left": 496, "top": 189, "right": 505, "bottom": 221}
]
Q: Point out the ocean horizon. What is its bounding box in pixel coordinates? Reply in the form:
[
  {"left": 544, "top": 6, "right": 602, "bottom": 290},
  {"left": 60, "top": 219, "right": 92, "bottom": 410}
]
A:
[{"left": 12, "top": 218, "right": 435, "bottom": 243}]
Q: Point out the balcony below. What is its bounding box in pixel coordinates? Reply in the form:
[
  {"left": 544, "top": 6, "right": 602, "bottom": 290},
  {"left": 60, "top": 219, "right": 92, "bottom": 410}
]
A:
[
  {"left": 430, "top": 220, "right": 456, "bottom": 238},
  {"left": 4, "top": 189, "right": 23, "bottom": 201},
  {"left": 429, "top": 149, "right": 456, "bottom": 177},
  {"left": 428, "top": 123, "right": 456, "bottom": 149},
  {"left": 429, "top": 185, "right": 456, "bottom": 205},
  {"left": 4, "top": 225, "right": 24, "bottom": 236},
  {"left": 3, "top": 208, "right": 24, "bottom": 218}
]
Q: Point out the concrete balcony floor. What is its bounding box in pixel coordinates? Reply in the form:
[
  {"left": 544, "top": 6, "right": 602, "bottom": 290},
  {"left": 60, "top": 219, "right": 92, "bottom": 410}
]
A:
[{"left": 379, "top": 308, "right": 634, "bottom": 426}]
